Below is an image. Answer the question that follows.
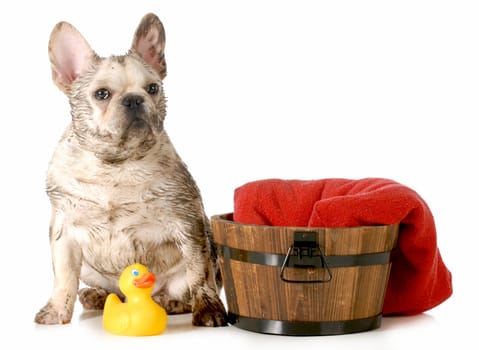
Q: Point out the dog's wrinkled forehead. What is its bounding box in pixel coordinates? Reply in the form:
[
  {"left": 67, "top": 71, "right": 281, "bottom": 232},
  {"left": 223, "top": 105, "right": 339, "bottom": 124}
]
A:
[{"left": 93, "top": 54, "right": 161, "bottom": 92}]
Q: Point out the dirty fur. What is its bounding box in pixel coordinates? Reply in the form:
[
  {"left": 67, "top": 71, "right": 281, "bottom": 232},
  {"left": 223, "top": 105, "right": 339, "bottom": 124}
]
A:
[{"left": 34, "top": 13, "right": 227, "bottom": 327}]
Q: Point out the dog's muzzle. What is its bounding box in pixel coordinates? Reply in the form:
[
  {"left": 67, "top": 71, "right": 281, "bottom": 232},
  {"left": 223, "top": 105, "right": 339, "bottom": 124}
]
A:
[
  {"left": 121, "top": 94, "right": 151, "bottom": 128},
  {"left": 122, "top": 94, "right": 145, "bottom": 115}
]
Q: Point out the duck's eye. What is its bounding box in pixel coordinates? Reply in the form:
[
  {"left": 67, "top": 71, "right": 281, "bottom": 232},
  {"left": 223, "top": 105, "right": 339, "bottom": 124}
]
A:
[
  {"left": 146, "top": 83, "right": 159, "bottom": 95},
  {"left": 95, "top": 88, "right": 111, "bottom": 100},
  {"left": 131, "top": 269, "right": 139, "bottom": 277}
]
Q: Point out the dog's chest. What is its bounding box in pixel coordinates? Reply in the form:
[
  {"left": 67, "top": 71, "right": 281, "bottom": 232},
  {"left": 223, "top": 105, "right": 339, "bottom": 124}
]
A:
[
  {"left": 66, "top": 176, "right": 182, "bottom": 273},
  {"left": 54, "top": 157, "right": 177, "bottom": 247},
  {"left": 69, "top": 176, "right": 167, "bottom": 235}
]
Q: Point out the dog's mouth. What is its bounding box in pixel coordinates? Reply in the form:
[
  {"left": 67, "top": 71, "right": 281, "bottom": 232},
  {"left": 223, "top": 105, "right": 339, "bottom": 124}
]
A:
[
  {"left": 91, "top": 124, "right": 157, "bottom": 164},
  {"left": 130, "top": 118, "right": 147, "bottom": 128},
  {"left": 124, "top": 116, "right": 150, "bottom": 133},
  {"left": 118, "top": 110, "right": 155, "bottom": 138}
]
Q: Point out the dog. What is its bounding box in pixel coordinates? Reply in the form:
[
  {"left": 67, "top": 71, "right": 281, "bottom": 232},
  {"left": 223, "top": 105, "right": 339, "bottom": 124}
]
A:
[{"left": 34, "top": 13, "right": 227, "bottom": 327}]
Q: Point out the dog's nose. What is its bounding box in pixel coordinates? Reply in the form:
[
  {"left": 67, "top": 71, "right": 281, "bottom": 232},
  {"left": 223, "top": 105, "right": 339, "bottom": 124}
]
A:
[{"left": 122, "top": 94, "right": 145, "bottom": 111}]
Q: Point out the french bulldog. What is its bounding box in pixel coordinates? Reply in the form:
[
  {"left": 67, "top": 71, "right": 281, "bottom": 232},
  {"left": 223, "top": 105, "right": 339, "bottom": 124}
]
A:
[{"left": 34, "top": 13, "right": 227, "bottom": 327}]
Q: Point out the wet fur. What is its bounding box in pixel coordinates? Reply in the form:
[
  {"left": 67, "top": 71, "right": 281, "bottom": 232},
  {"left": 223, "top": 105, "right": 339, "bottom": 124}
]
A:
[{"left": 34, "top": 13, "right": 227, "bottom": 327}]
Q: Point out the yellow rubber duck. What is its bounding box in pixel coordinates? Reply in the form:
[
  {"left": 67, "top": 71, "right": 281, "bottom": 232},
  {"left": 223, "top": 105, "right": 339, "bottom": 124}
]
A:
[{"left": 102, "top": 263, "right": 167, "bottom": 336}]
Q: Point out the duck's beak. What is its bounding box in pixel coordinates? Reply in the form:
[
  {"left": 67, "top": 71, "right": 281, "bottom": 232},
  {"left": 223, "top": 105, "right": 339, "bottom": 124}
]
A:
[{"left": 133, "top": 272, "right": 156, "bottom": 289}]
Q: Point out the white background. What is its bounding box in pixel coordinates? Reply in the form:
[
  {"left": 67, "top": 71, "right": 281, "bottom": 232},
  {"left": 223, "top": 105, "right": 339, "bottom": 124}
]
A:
[{"left": 0, "top": 0, "right": 477, "bottom": 349}]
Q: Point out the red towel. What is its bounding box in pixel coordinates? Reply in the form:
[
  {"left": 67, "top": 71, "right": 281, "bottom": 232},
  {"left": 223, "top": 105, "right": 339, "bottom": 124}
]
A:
[{"left": 233, "top": 178, "right": 453, "bottom": 315}]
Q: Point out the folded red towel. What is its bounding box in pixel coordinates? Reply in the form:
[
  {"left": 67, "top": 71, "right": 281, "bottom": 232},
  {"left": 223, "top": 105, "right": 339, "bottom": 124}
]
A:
[{"left": 233, "top": 178, "right": 453, "bottom": 315}]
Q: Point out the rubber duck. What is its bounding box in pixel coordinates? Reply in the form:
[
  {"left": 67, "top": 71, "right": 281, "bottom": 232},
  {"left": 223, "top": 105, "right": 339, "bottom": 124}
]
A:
[{"left": 102, "top": 263, "right": 167, "bottom": 336}]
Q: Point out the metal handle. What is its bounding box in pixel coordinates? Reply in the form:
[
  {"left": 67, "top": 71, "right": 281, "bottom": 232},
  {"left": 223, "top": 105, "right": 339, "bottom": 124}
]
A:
[{"left": 279, "top": 232, "right": 333, "bottom": 284}]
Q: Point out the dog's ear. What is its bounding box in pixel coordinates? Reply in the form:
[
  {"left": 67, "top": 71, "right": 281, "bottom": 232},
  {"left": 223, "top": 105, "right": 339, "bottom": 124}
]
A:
[
  {"left": 48, "top": 22, "right": 95, "bottom": 93},
  {"left": 131, "top": 13, "right": 167, "bottom": 80}
]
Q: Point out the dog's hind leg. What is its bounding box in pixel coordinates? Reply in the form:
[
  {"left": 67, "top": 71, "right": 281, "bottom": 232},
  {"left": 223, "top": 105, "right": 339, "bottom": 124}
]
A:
[
  {"left": 182, "top": 224, "right": 227, "bottom": 327},
  {"left": 152, "top": 294, "right": 192, "bottom": 315},
  {"left": 78, "top": 287, "right": 111, "bottom": 310}
]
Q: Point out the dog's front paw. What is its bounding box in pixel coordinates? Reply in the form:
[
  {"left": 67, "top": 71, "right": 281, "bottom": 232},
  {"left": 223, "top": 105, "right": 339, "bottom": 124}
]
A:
[
  {"left": 78, "top": 287, "right": 109, "bottom": 310},
  {"left": 152, "top": 294, "right": 193, "bottom": 314},
  {"left": 34, "top": 301, "right": 72, "bottom": 325},
  {"left": 192, "top": 299, "right": 228, "bottom": 327}
]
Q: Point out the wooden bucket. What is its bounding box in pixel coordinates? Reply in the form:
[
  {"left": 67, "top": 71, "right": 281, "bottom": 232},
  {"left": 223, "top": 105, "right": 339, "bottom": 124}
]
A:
[{"left": 211, "top": 213, "right": 399, "bottom": 336}]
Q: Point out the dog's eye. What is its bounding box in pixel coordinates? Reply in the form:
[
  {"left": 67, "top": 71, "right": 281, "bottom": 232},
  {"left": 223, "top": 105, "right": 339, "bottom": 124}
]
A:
[
  {"left": 146, "top": 83, "right": 159, "bottom": 95},
  {"left": 94, "top": 88, "right": 111, "bottom": 100}
]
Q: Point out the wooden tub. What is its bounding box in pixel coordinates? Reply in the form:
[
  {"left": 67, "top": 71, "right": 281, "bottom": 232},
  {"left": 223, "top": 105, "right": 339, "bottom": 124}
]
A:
[{"left": 211, "top": 213, "right": 399, "bottom": 336}]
